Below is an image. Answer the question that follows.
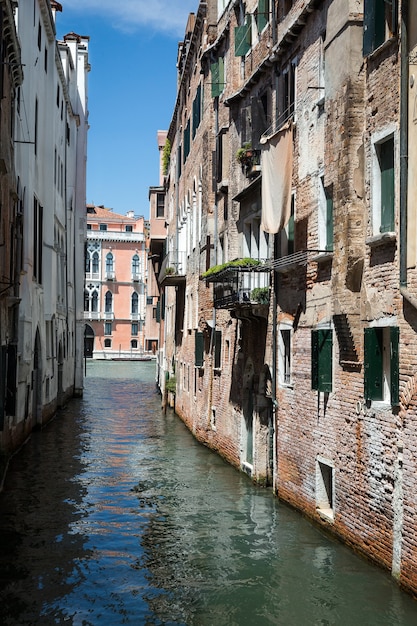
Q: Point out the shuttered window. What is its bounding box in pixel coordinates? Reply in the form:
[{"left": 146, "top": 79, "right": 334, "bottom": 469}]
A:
[
  {"left": 364, "top": 327, "right": 399, "bottom": 405},
  {"left": 195, "top": 330, "right": 204, "bottom": 367},
  {"left": 183, "top": 119, "right": 190, "bottom": 162},
  {"left": 192, "top": 84, "right": 202, "bottom": 138},
  {"left": 326, "top": 191, "right": 334, "bottom": 251},
  {"left": 214, "top": 330, "right": 222, "bottom": 369},
  {"left": 235, "top": 17, "right": 251, "bottom": 57},
  {"left": 257, "top": 0, "right": 269, "bottom": 33},
  {"left": 363, "top": 0, "right": 398, "bottom": 56},
  {"left": 211, "top": 57, "right": 224, "bottom": 98},
  {"left": 379, "top": 138, "right": 394, "bottom": 233},
  {"left": 311, "top": 329, "right": 333, "bottom": 393}
]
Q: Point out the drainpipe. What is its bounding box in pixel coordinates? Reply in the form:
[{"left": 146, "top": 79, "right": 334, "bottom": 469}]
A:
[{"left": 399, "top": 0, "right": 411, "bottom": 299}]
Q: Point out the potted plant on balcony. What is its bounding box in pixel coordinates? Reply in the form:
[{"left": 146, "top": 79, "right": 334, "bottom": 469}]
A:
[
  {"left": 165, "top": 266, "right": 176, "bottom": 275},
  {"left": 251, "top": 287, "right": 270, "bottom": 304},
  {"left": 236, "top": 142, "right": 253, "bottom": 165}
]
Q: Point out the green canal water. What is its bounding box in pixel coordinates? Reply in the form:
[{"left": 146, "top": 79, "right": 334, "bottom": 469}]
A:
[{"left": 0, "top": 360, "right": 416, "bottom": 625}]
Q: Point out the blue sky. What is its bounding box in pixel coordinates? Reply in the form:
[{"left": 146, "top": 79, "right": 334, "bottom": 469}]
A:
[{"left": 56, "top": 1, "right": 198, "bottom": 219}]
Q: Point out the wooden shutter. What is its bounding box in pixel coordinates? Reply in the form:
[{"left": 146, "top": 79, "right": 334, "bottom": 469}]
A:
[
  {"left": 251, "top": 96, "right": 268, "bottom": 149},
  {"left": 380, "top": 138, "right": 394, "bottom": 233},
  {"left": 364, "top": 328, "right": 383, "bottom": 401},
  {"left": 234, "top": 17, "right": 251, "bottom": 57},
  {"left": 156, "top": 300, "right": 161, "bottom": 323},
  {"left": 326, "top": 192, "right": 334, "bottom": 251},
  {"left": 257, "top": 0, "right": 268, "bottom": 33},
  {"left": 363, "top": 0, "right": 376, "bottom": 56},
  {"left": 183, "top": 119, "right": 190, "bottom": 161},
  {"left": 195, "top": 330, "right": 204, "bottom": 367},
  {"left": 211, "top": 58, "right": 224, "bottom": 98},
  {"left": 390, "top": 326, "right": 400, "bottom": 406},
  {"left": 311, "top": 330, "right": 319, "bottom": 390},
  {"left": 214, "top": 330, "right": 222, "bottom": 369}
]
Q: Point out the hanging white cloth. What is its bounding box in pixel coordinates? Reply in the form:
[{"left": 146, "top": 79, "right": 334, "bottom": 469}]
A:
[{"left": 260, "top": 121, "right": 293, "bottom": 234}]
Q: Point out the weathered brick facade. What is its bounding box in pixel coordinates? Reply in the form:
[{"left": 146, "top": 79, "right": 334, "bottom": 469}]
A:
[{"left": 153, "top": 0, "right": 417, "bottom": 597}]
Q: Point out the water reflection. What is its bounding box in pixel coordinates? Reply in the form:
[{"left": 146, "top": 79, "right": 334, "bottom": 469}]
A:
[{"left": 0, "top": 360, "right": 415, "bottom": 625}]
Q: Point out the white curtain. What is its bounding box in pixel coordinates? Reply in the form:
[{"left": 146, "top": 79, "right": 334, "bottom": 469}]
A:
[{"left": 260, "top": 121, "right": 293, "bottom": 234}]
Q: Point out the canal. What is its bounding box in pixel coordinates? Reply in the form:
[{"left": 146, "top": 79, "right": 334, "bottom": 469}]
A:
[{"left": 0, "top": 361, "right": 416, "bottom": 625}]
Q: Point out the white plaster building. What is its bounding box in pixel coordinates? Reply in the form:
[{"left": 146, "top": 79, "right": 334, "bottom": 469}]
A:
[{"left": 12, "top": 1, "right": 89, "bottom": 438}]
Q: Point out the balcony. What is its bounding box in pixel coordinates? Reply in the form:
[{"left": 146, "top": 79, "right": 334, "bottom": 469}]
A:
[
  {"left": 105, "top": 271, "right": 115, "bottom": 281},
  {"left": 104, "top": 311, "right": 114, "bottom": 320},
  {"left": 131, "top": 273, "right": 142, "bottom": 282},
  {"left": 83, "top": 311, "right": 101, "bottom": 321},
  {"left": 202, "top": 259, "right": 270, "bottom": 312},
  {"left": 237, "top": 148, "right": 261, "bottom": 178},
  {"left": 270, "top": 249, "right": 332, "bottom": 273},
  {"left": 159, "top": 250, "right": 187, "bottom": 286}
]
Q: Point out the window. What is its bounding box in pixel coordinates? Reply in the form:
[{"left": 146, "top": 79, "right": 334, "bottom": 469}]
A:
[
  {"left": 105, "top": 291, "right": 113, "bottom": 313},
  {"left": 311, "top": 328, "right": 333, "bottom": 393},
  {"left": 33, "top": 197, "right": 43, "bottom": 283},
  {"left": 99, "top": 224, "right": 107, "bottom": 231},
  {"left": 156, "top": 193, "right": 165, "bottom": 218},
  {"left": 363, "top": 0, "right": 398, "bottom": 56},
  {"left": 131, "top": 339, "right": 138, "bottom": 349},
  {"left": 106, "top": 252, "right": 114, "bottom": 277},
  {"left": 278, "top": 59, "right": 297, "bottom": 127},
  {"left": 146, "top": 296, "right": 153, "bottom": 305},
  {"left": 132, "top": 254, "right": 140, "bottom": 277},
  {"left": 84, "top": 290, "right": 89, "bottom": 311},
  {"left": 319, "top": 179, "right": 333, "bottom": 252},
  {"left": 281, "top": 194, "right": 295, "bottom": 256},
  {"left": 214, "top": 330, "right": 222, "bottom": 369},
  {"left": 364, "top": 326, "right": 399, "bottom": 405},
  {"left": 92, "top": 251, "right": 99, "bottom": 274},
  {"left": 91, "top": 290, "right": 98, "bottom": 312},
  {"left": 372, "top": 135, "right": 395, "bottom": 235},
  {"left": 104, "top": 338, "right": 111, "bottom": 348},
  {"left": 131, "top": 323, "right": 138, "bottom": 336},
  {"left": 183, "top": 119, "right": 191, "bottom": 162},
  {"left": 125, "top": 225, "right": 133, "bottom": 232},
  {"left": 195, "top": 330, "right": 204, "bottom": 367},
  {"left": 87, "top": 224, "right": 92, "bottom": 230},
  {"left": 279, "top": 327, "right": 292, "bottom": 386},
  {"left": 235, "top": 15, "right": 252, "bottom": 56},
  {"left": 192, "top": 84, "right": 202, "bottom": 138},
  {"left": 211, "top": 56, "right": 225, "bottom": 98},
  {"left": 104, "top": 322, "right": 112, "bottom": 336},
  {"left": 256, "top": 0, "right": 270, "bottom": 33},
  {"left": 131, "top": 292, "right": 139, "bottom": 315},
  {"left": 316, "top": 458, "right": 334, "bottom": 521}
]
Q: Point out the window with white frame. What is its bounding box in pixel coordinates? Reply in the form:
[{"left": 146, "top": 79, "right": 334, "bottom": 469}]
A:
[
  {"left": 105, "top": 291, "right": 113, "bottom": 313},
  {"left": 364, "top": 325, "right": 399, "bottom": 406},
  {"left": 371, "top": 133, "right": 395, "bottom": 236},
  {"left": 278, "top": 324, "right": 292, "bottom": 386},
  {"left": 318, "top": 178, "right": 333, "bottom": 252},
  {"left": 131, "top": 292, "right": 139, "bottom": 315},
  {"left": 132, "top": 254, "right": 140, "bottom": 278}
]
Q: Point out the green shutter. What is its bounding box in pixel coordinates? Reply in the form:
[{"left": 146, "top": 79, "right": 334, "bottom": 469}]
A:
[
  {"left": 156, "top": 300, "right": 161, "bottom": 323},
  {"left": 214, "top": 330, "right": 222, "bottom": 369},
  {"left": 195, "top": 330, "right": 204, "bottom": 367},
  {"left": 326, "top": 193, "right": 334, "bottom": 252},
  {"left": 390, "top": 326, "right": 400, "bottom": 406},
  {"left": 184, "top": 119, "right": 190, "bottom": 161},
  {"left": 257, "top": 0, "right": 268, "bottom": 32},
  {"left": 363, "top": 0, "right": 376, "bottom": 56},
  {"left": 311, "top": 330, "right": 319, "bottom": 390},
  {"left": 211, "top": 59, "right": 224, "bottom": 98},
  {"left": 364, "top": 328, "right": 383, "bottom": 401},
  {"left": 235, "top": 20, "right": 251, "bottom": 57},
  {"left": 380, "top": 139, "right": 395, "bottom": 233}
]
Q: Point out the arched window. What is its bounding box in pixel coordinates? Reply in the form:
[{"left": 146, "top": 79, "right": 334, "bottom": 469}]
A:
[
  {"left": 106, "top": 252, "right": 114, "bottom": 273},
  {"left": 91, "top": 290, "right": 98, "bottom": 312},
  {"left": 84, "top": 290, "right": 89, "bottom": 311},
  {"left": 105, "top": 291, "right": 113, "bottom": 313},
  {"left": 85, "top": 254, "right": 91, "bottom": 273},
  {"left": 131, "top": 292, "right": 139, "bottom": 315},
  {"left": 104, "top": 338, "right": 111, "bottom": 348},
  {"left": 131, "top": 339, "right": 138, "bottom": 349},
  {"left": 92, "top": 251, "right": 99, "bottom": 273},
  {"left": 132, "top": 254, "right": 140, "bottom": 275}
]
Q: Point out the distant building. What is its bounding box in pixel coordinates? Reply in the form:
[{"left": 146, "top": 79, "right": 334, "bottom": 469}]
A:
[{"left": 84, "top": 205, "right": 148, "bottom": 360}]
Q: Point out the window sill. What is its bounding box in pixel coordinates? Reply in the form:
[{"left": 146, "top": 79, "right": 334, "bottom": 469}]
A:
[
  {"left": 279, "top": 382, "right": 294, "bottom": 390},
  {"left": 366, "top": 231, "right": 396, "bottom": 248},
  {"left": 317, "top": 507, "right": 334, "bottom": 524},
  {"left": 365, "top": 36, "right": 397, "bottom": 61},
  {"left": 311, "top": 251, "right": 333, "bottom": 263}
]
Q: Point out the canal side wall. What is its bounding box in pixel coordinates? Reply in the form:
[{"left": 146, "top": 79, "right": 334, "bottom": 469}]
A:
[{"left": 155, "top": 0, "right": 417, "bottom": 598}]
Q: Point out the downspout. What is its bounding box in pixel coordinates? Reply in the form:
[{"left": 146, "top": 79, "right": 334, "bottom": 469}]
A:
[{"left": 399, "top": 0, "right": 414, "bottom": 305}]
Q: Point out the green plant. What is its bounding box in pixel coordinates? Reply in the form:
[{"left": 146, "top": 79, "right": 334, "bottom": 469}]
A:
[
  {"left": 201, "top": 257, "right": 261, "bottom": 280},
  {"left": 162, "top": 139, "right": 171, "bottom": 175},
  {"left": 236, "top": 142, "right": 252, "bottom": 164},
  {"left": 166, "top": 375, "right": 177, "bottom": 394},
  {"left": 251, "top": 287, "right": 269, "bottom": 304},
  {"left": 165, "top": 266, "right": 175, "bottom": 275}
]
